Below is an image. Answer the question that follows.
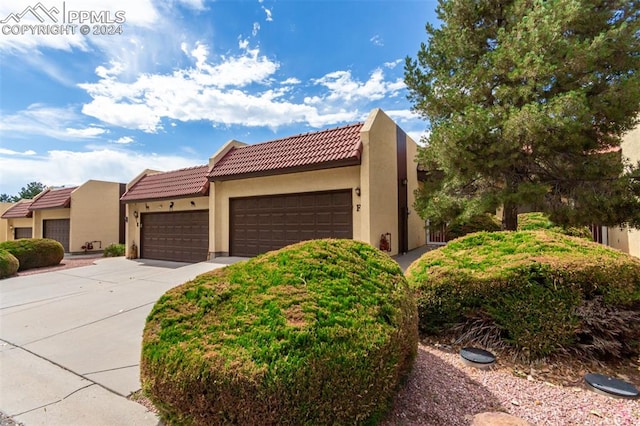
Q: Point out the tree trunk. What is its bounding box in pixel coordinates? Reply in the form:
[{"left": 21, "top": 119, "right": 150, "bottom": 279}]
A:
[{"left": 503, "top": 201, "right": 518, "bottom": 231}]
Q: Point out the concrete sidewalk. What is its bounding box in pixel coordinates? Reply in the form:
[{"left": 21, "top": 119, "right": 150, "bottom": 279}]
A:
[
  {"left": 0, "top": 247, "right": 435, "bottom": 425},
  {"left": 0, "top": 257, "right": 230, "bottom": 426}
]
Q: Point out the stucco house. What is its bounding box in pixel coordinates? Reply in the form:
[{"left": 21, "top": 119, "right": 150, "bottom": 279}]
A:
[
  {"left": 0, "top": 180, "right": 125, "bottom": 253},
  {"left": 122, "top": 108, "right": 426, "bottom": 262}
]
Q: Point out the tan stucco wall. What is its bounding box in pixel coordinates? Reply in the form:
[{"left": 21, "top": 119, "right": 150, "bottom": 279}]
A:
[
  {"left": 0, "top": 202, "right": 13, "bottom": 242},
  {"left": 5, "top": 217, "right": 34, "bottom": 240},
  {"left": 360, "top": 110, "right": 399, "bottom": 254},
  {"left": 406, "top": 135, "right": 427, "bottom": 250},
  {"left": 70, "top": 180, "right": 123, "bottom": 253},
  {"left": 360, "top": 108, "right": 425, "bottom": 254},
  {"left": 609, "top": 125, "right": 640, "bottom": 257},
  {"left": 209, "top": 166, "right": 360, "bottom": 256},
  {"left": 124, "top": 196, "right": 210, "bottom": 259},
  {"left": 32, "top": 208, "right": 70, "bottom": 239}
]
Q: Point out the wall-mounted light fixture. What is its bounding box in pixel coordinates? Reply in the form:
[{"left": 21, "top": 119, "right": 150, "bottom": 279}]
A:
[
  {"left": 190, "top": 201, "right": 196, "bottom": 207},
  {"left": 133, "top": 210, "right": 139, "bottom": 219},
  {"left": 169, "top": 201, "right": 174, "bottom": 209},
  {"left": 355, "top": 187, "right": 361, "bottom": 197},
  {"left": 145, "top": 203, "right": 150, "bottom": 210}
]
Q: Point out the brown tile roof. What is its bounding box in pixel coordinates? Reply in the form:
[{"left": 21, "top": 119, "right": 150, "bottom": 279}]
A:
[
  {"left": 29, "top": 187, "right": 76, "bottom": 210},
  {"left": 209, "top": 122, "right": 364, "bottom": 180},
  {"left": 1, "top": 200, "right": 33, "bottom": 218},
  {"left": 120, "top": 165, "right": 210, "bottom": 202}
]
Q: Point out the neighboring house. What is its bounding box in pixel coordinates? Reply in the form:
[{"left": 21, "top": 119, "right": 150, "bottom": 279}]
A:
[
  {"left": 0, "top": 201, "right": 22, "bottom": 242},
  {"left": 122, "top": 108, "right": 426, "bottom": 262},
  {"left": 120, "top": 166, "right": 211, "bottom": 262},
  {"left": 1, "top": 180, "right": 125, "bottom": 253},
  {"left": 1, "top": 199, "right": 34, "bottom": 241}
]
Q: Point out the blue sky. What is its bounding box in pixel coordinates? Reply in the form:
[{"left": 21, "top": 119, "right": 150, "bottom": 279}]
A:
[{"left": 0, "top": 0, "right": 437, "bottom": 196}]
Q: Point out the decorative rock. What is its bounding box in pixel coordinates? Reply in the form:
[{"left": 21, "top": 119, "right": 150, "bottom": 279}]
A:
[
  {"left": 460, "top": 347, "right": 496, "bottom": 370},
  {"left": 472, "top": 411, "right": 532, "bottom": 426},
  {"left": 584, "top": 373, "right": 639, "bottom": 399}
]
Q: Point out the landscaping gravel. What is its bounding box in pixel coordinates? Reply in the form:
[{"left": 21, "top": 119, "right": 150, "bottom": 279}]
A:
[{"left": 382, "top": 344, "right": 639, "bottom": 426}]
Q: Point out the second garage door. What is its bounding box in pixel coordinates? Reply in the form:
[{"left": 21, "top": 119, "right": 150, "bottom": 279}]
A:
[
  {"left": 43, "top": 219, "right": 70, "bottom": 252},
  {"left": 141, "top": 210, "right": 209, "bottom": 262},
  {"left": 230, "top": 190, "right": 352, "bottom": 257}
]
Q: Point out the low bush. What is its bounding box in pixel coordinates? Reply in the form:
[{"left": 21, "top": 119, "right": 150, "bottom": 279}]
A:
[
  {"left": 517, "top": 212, "right": 593, "bottom": 239},
  {"left": 141, "top": 239, "right": 418, "bottom": 425},
  {"left": 103, "top": 243, "right": 125, "bottom": 257},
  {"left": 444, "top": 213, "right": 502, "bottom": 241},
  {"left": 0, "top": 239, "right": 64, "bottom": 271},
  {"left": 406, "top": 230, "right": 640, "bottom": 360},
  {"left": 0, "top": 250, "right": 19, "bottom": 278}
]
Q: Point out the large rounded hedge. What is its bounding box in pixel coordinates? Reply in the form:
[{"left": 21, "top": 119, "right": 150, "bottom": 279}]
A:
[
  {"left": 141, "top": 239, "right": 418, "bottom": 425},
  {"left": 406, "top": 231, "right": 640, "bottom": 359},
  {"left": 0, "top": 250, "right": 19, "bottom": 278},
  {"left": 0, "top": 238, "right": 64, "bottom": 271}
]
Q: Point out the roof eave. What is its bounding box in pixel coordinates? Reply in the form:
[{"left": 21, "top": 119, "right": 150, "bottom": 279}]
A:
[
  {"left": 209, "top": 157, "right": 362, "bottom": 182},
  {"left": 120, "top": 187, "right": 210, "bottom": 204}
]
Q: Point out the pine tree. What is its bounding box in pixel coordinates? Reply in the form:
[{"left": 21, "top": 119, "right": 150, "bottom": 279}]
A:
[{"left": 405, "top": 0, "right": 640, "bottom": 230}]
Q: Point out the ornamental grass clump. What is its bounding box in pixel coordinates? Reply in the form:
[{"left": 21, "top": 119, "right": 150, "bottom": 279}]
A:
[
  {"left": 0, "top": 250, "right": 19, "bottom": 278},
  {"left": 0, "top": 238, "right": 64, "bottom": 271},
  {"left": 141, "top": 239, "right": 418, "bottom": 425},
  {"left": 406, "top": 231, "right": 640, "bottom": 360}
]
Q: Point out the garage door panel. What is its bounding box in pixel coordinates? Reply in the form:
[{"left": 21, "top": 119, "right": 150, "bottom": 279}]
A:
[
  {"left": 14, "top": 227, "right": 32, "bottom": 239},
  {"left": 43, "top": 219, "right": 70, "bottom": 252},
  {"left": 141, "top": 210, "right": 208, "bottom": 262},
  {"left": 230, "top": 190, "right": 352, "bottom": 257}
]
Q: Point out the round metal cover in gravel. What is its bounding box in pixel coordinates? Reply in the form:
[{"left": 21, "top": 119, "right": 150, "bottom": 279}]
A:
[
  {"left": 460, "top": 347, "right": 495, "bottom": 369},
  {"left": 584, "top": 373, "right": 639, "bottom": 399}
]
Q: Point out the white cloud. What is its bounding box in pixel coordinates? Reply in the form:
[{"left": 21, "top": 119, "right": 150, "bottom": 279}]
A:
[
  {"left": 0, "top": 148, "right": 36, "bottom": 156},
  {"left": 115, "top": 136, "right": 134, "bottom": 144},
  {"left": 407, "top": 130, "right": 430, "bottom": 146},
  {"left": 370, "top": 35, "right": 384, "bottom": 47},
  {"left": 384, "top": 59, "right": 402, "bottom": 69},
  {"left": 176, "top": 0, "right": 206, "bottom": 11},
  {"left": 281, "top": 77, "right": 301, "bottom": 85},
  {"left": 252, "top": 22, "right": 260, "bottom": 36},
  {"left": 65, "top": 127, "right": 107, "bottom": 137},
  {"left": 75, "top": 42, "right": 413, "bottom": 132},
  {"left": 262, "top": 7, "right": 273, "bottom": 22},
  {"left": 0, "top": 149, "right": 199, "bottom": 194},
  {"left": 311, "top": 68, "right": 405, "bottom": 104},
  {"left": 0, "top": 104, "right": 108, "bottom": 140}
]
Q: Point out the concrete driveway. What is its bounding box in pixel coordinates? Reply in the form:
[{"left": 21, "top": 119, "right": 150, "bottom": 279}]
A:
[{"left": 0, "top": 257, "right": 233, "bottom": 426}]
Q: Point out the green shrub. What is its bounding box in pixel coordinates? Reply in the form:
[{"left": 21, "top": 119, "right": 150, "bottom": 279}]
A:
[
  {"left": 141, "top": 239, "right": 418, "bottom": 425},
  {"left": 0, "top": 239, "right": 64, "bottom": 271},
  {"left": 406, "top": 230, "right": 640, "bottom": 359},
  {"left": 517, "top": 212, "right": 593, "bottom": 239},
  {"left": 444, "top": 213, "right": 502, "bottom": 241},
  {"left": 103, "top": 243, "right": 125, "bottom": 257},
  {"left": 0, "top": 250, "right": 19, "bottom": 278}
]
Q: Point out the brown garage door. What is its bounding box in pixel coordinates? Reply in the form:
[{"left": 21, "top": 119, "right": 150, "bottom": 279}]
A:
[
  {"left": 43, "top": 219, "right": 70, "bottom": 252},
  {"left": 14, "top": 227, "right": 32, "bottom": 239},
  {"left": 141, "top": 210, "right": 209, "bottom": 262},
  {"left": 230, "top": 190, "right": 352, "bottom": 257}
]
